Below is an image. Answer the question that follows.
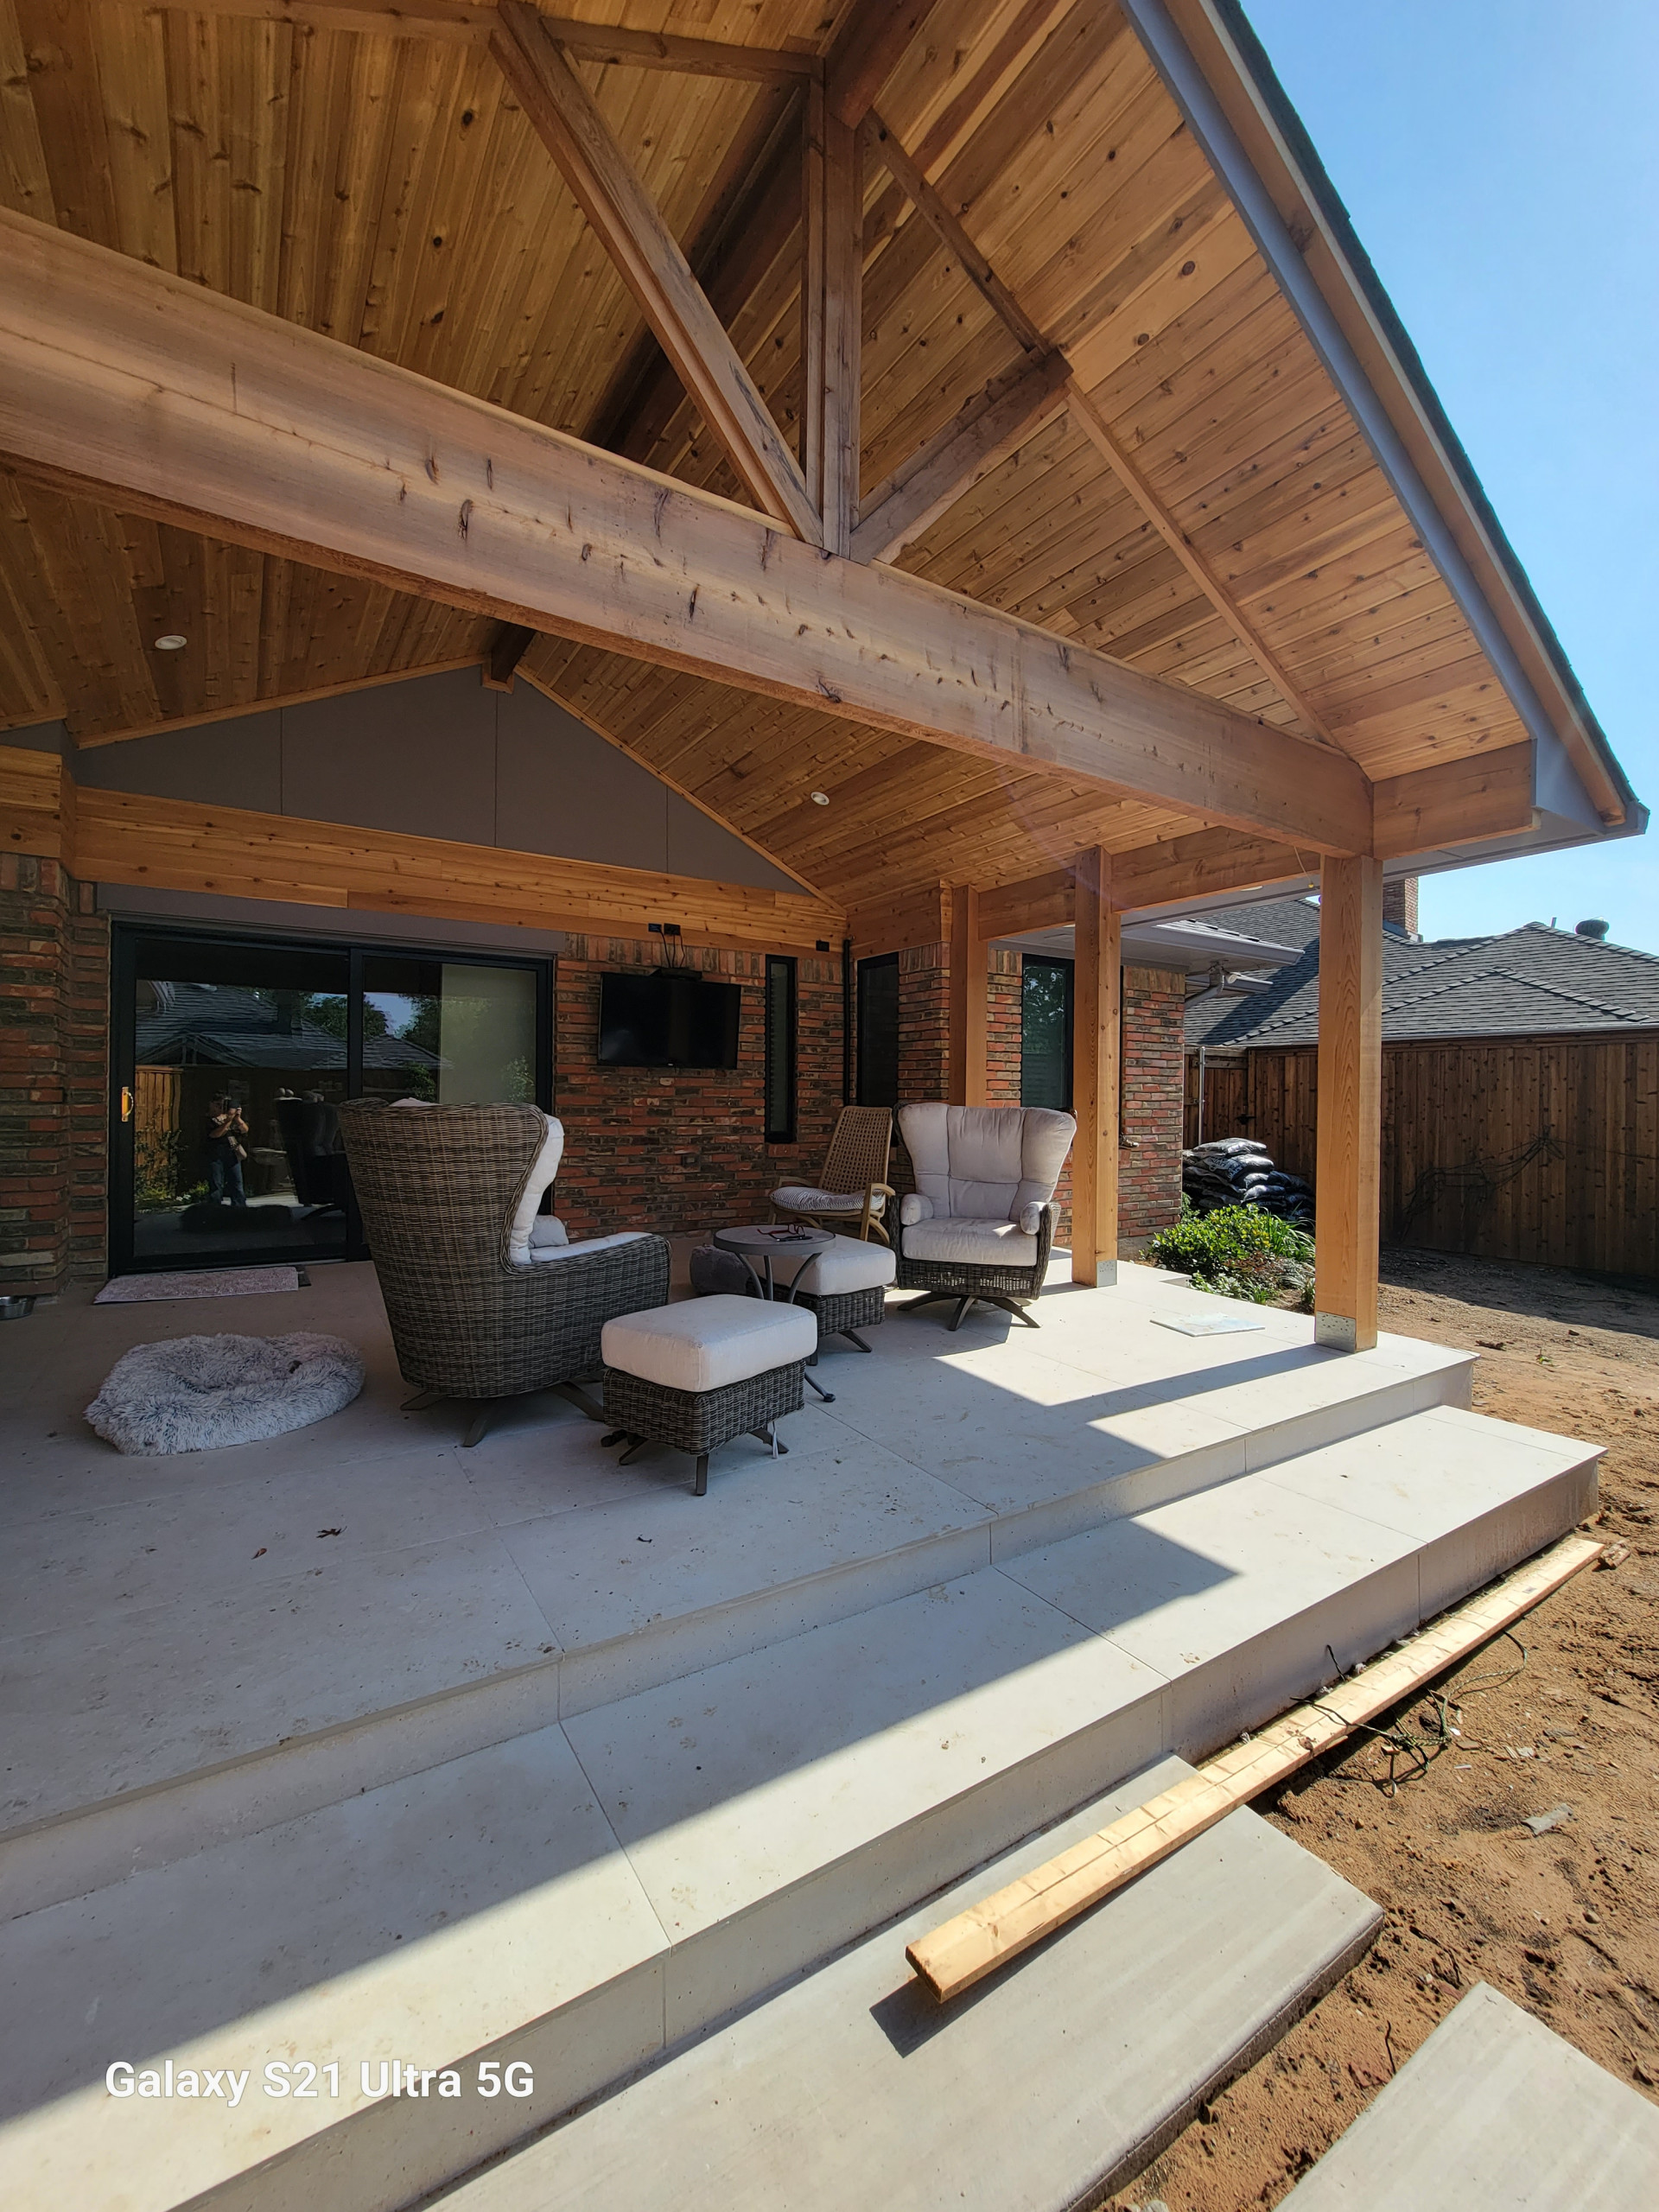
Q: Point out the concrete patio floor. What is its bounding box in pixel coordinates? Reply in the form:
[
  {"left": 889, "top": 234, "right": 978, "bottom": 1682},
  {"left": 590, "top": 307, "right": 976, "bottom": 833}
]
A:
[{"left": 0, "top": 1254, "right": 1602, "bottom": 2212}]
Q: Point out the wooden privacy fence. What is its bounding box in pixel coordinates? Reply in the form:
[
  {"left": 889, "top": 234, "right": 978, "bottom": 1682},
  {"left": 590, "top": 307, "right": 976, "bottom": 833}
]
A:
[{"left": 1185, "top": 1032, "right": 1658, "bottom": 1280}]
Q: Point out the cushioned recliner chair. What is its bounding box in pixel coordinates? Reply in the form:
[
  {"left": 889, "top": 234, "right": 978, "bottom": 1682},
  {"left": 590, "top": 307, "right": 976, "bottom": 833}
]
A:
[
  {"left": 891, "top": 1103, "right": 1077, "bottom": 1330},
  {"left": 338, "top": 1100, "right": 669, "bottom": 1444}
]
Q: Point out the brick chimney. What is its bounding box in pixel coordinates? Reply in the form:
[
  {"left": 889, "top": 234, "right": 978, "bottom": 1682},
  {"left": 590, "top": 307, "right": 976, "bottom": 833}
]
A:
[{"left": 1382, "top": 874, "right": 1419, "bottom": 938}]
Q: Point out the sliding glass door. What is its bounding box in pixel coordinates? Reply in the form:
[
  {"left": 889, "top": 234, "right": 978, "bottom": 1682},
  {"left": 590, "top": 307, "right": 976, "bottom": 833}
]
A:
[{"left": 111, "top": 927, "right": 550, "bottom": 1273}]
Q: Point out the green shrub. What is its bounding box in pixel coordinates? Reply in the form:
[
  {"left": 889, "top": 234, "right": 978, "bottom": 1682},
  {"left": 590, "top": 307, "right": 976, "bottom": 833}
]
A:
[{"left": 1146, "top": 1203, "right": 1314, "bottom": 1304}]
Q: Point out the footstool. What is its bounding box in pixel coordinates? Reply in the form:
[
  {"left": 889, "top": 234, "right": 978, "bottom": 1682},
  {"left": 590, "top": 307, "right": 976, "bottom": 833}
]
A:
[
  {"left": 784, "top": 1233, "right": 897, "bottom": 1357},
  {"left": 600, "top": 1294, "right": 817, "bottom": 1496}
]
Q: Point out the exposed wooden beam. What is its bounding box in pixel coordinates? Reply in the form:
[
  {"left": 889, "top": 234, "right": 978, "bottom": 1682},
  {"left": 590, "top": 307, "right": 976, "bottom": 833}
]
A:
[
  {"left": 603, "top": 92, "right": 804, "bottom": 465},
  {"left": 1071, "top": 848, "right": 1120, "bottom": 1287},
  {"left": 866, "top": 111, "right": 1344, "bottom": 747},
  {"left": 491, "top": 2, "right": 819, "bottom": 543},
  {"left": 948, "top": 884, "right": 987, "bottom": 1106},
  {"left": 846, "top": 882, "right": 950, "bottom": 959},
  {"left": 94, "top": 0, "right": 821, "bottom": 79},
  {"left": 12, "top": 777, "right": 847, "bottom": 950},
  {"left": 1112, "top": 827, "right": 1311, "bottom": 912},
  {"left": 0, "top": 209, "right": 1376, "bottom": 856},
  {"left": 1313, "top": 854, "right": 1382, "bottom": 1352},
  {"left": 851, "top": 353, "right": 1071, "bottom": 565},
  {"left": 1373, "top": 741, "right": 1534, "bottom": 856},
  {"left": 826, "top": 0, "right": 950, "bottom": 128},
  {"left": 480, "top": 621, "right": 536, "bottom": 692},
  {"left": 976, "top": 867, "right": 1075, "bottom": 940},
  {"left": 800, "top": 87, "right": 863, "bottom": 553}
]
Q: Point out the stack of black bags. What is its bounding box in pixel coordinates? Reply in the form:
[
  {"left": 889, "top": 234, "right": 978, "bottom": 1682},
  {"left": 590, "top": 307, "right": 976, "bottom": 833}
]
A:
[{"left": 1181, "top": 1138, "right": 1315, "bottom": 1228}]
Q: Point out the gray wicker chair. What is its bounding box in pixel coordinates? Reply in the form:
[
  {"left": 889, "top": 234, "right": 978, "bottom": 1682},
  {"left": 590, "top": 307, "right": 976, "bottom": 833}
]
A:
[
  {"left": 891, "top": 1103, "right": 1076, "bottom": 1330},
  {"left": 338, "top": 1100, "right": 669, "bottom": 1444},
  {"left": 769, "top": 1105, "right": 894, "bottom": 1243}
]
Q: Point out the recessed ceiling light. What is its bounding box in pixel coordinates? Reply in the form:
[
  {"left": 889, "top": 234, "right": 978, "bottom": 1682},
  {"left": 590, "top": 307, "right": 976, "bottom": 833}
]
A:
[
  {"left": 810, "top": 790, "right": 830, "bottom": 806},
  {"left": 153, "top": 633, "right": 188, "bottom": 652}
]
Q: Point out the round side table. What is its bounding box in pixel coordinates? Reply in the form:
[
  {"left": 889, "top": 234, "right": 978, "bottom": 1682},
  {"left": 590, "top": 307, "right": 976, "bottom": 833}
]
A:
[{"left": 712, "top": 1224, "right": 836, "bottom": 1401}]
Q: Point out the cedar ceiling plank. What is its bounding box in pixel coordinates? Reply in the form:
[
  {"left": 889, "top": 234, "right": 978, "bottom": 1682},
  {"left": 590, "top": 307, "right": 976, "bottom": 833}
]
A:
[{"left": 824, "top": 0, "right": 951, "bottom": 129}]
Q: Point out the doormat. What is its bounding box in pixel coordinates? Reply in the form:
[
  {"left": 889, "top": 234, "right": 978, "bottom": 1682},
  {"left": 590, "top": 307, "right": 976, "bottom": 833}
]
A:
[
  {"left": 1151, "top": 1309, "right": 1265, "bottom": 1337},
  {"left": 95, "top": 1266, "right": 305, "bottom": 1304}
]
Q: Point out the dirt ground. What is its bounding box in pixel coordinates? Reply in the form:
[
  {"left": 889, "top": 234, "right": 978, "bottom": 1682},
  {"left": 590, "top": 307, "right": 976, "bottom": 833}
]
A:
[{"left": 1107, "top": 1245, "right": 1659, "bottom": 2211}]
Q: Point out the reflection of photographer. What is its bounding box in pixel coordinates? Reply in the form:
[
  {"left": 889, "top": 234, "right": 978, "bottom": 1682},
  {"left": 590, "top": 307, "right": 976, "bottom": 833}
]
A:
[{"left": 204, "top": 1096, "right": 249, "bottom": 1207}]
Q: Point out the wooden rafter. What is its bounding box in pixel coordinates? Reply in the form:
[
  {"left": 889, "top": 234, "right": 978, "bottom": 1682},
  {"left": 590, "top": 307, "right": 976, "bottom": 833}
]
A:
[
  {"left": 862, "top": 111, "right": 1344, "bottom": 745},
  {"left": 481, "top": 621, "right": 536, "bottom": 693},
  {"left": 490, "top": 1, "right": 819, "bottom": 542},
  {"left": 851, "top": 353, "right": 1071, "bottom": 566},
  {"left": 0, "top": 207, "right": 1377, "bottom": 855}
]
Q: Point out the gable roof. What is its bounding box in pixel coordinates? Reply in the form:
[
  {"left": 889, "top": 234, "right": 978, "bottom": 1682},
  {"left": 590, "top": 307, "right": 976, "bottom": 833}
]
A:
[
  {"left": 1185, "top": 910, "right": 1659, "bottom": 1049},
  {"left": 0, "top": 0, "right": 1637, "bottom": 921}
]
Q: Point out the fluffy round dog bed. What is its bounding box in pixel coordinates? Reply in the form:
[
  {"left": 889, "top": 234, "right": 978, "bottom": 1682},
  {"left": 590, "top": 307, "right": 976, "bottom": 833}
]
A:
[{"left": 86, "top": 1332, "right": 365, "bottom": 1455}]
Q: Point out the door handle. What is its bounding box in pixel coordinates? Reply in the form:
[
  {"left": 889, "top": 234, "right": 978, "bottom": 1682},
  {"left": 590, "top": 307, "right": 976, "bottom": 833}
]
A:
[{"left": 120, "top": 1086, "right": 134, "bottom": 1123}]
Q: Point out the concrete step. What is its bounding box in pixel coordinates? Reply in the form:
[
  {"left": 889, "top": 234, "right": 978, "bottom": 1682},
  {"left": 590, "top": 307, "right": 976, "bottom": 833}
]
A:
[
  {"left": 2, "top": 1313, "right": 1474, "bottom": 1920},
  {"left": 437, "top": 1755, "right": 1384, "bottom": 2212},
  {"left": 0, "top": 1405, "right": 1597, "bottom": 2212},
  {"left": 1280, "top": 1982, "right": 1659, "bottom": 2209}
]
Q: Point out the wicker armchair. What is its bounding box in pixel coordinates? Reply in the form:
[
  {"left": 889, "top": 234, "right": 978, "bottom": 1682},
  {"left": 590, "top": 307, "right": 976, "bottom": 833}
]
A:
[
  {"left": 769, "top": 1105, "right": 895, "bottom": 1243},
  {"left": 891, "top": 1103, "right": 1076, "bottom": 1329},
  {"left": 338, "top": 1100, "right": 669, "bottom": 1444}
]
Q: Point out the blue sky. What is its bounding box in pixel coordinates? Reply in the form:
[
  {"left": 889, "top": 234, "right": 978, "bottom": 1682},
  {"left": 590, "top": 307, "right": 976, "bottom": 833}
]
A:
[{"left": 1243, "top": 1, "right": 1657, "bottom": 950}]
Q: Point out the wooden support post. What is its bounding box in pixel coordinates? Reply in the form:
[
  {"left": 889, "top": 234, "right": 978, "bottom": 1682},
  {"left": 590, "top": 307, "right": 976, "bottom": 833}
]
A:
[
  {"left": 1314, "top": 854, "right": 1383, "bottom": 1351},
  {"left": 1071, "top": 847, "right": 1119, "bottom": 1287},
  {"left": 948, "top": 885, "right": 986, "bottom": 1107},
  {"left": 801, "top": 92, "right": 862, "bottom": 552}
]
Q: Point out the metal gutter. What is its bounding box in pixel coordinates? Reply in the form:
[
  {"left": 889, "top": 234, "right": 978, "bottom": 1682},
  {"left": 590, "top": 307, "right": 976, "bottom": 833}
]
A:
[{"left": 1118, "top": 0, "right": 1643, "bottom": 837}]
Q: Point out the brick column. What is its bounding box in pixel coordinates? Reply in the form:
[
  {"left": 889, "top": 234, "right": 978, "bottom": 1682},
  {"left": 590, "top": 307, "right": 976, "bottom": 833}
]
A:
[
  {"left": 0, "top": 857, "right": 109, "bottom": 1295},
  {"left": 1119, "top": 964, "right": 1185, "bottom": 1242}
]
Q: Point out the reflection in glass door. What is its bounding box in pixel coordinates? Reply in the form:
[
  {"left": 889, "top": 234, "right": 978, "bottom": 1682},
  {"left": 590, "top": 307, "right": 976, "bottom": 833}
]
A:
[
  {"left": 123, "top": 934, "right": 353, "bottom": 1267},
  {"left": 359, "top": 957, "right": 538, "bottom": 1106},
  {"left": 112, "top": 930, "right": 550, "bottom": 1273}
]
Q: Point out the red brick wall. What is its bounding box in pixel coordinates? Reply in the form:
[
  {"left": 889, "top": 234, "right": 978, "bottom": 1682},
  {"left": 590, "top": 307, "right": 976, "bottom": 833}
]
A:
[
  {"left": 0, "top": 857, "right": 109, "bottom": 1295},
  {"left": 986, "top": 950, "right": 1021, "bottom": 1104},
  {"left": 551, "top": 936, "right": 843, "bottom": 1239},
  {"left": 1121, "top": 963, "right": 1185, "bottom": 1242}
]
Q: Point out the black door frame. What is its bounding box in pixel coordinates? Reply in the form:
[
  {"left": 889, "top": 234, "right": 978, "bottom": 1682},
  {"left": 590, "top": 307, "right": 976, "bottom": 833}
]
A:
[{"left": 109, "top": 921, "right": 555, "bottom": 1274}]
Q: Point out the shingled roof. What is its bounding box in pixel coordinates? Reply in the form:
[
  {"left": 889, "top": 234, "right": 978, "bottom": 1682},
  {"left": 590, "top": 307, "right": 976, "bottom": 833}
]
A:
[{"left": 1185, "top": 906, "right": 1659, "bottom": 1050}]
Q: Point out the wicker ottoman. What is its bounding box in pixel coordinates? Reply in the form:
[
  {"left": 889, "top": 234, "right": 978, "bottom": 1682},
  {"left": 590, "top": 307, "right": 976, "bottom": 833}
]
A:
[
  {"left": 786, "top": 1233, "right": 897, "bottom": 1357},
  {"left": 601, "top": 1295, "right": 816, "bottom": 1496}
]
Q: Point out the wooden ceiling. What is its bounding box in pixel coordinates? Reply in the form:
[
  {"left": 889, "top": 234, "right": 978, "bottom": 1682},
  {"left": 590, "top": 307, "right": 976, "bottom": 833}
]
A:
[{"left": 0, "top": 0, "right": 1582, "bottom": 911}]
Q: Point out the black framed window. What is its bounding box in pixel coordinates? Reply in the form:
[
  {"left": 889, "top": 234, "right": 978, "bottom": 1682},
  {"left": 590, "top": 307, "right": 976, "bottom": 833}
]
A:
[
  {"left": 1020, "top": 956, "right": 1072, "bottom": 1110},
  {"left": 856, "top": 953, "right": 899, "bottom": 1107},
  {"left": 764, "top": 954, "right": 797, "bottom": 1142}
]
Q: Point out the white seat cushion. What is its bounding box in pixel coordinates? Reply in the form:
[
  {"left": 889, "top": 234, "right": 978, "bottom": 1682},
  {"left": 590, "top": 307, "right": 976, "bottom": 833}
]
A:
[
  {"left": 769, "top": 1234, "right": 897, "bottom": 1296},
  {"left": 529, "top": 1230, "right": 654, "bottom": 1265},
  {"left": 602, "top": 1295, "right": 816, "bottom": 1393},
  {"left": 770, "top": 1185, "right": 887, "bottom": 1215},
  {"left": 804, "top": 1234, "right": 898, "bottom": 1295},
  {"left": 902, "top": 1217, "right": 1040, "bottom": 1268},
  {"left": 506, "top": 1113, "right": 566, "bottom": 1265}
]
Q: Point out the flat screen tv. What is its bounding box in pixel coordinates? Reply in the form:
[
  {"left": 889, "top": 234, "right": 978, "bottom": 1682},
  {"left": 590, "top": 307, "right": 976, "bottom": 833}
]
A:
[{"left": 597, "top": 969, "right": 741, "bottom": 1069}]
